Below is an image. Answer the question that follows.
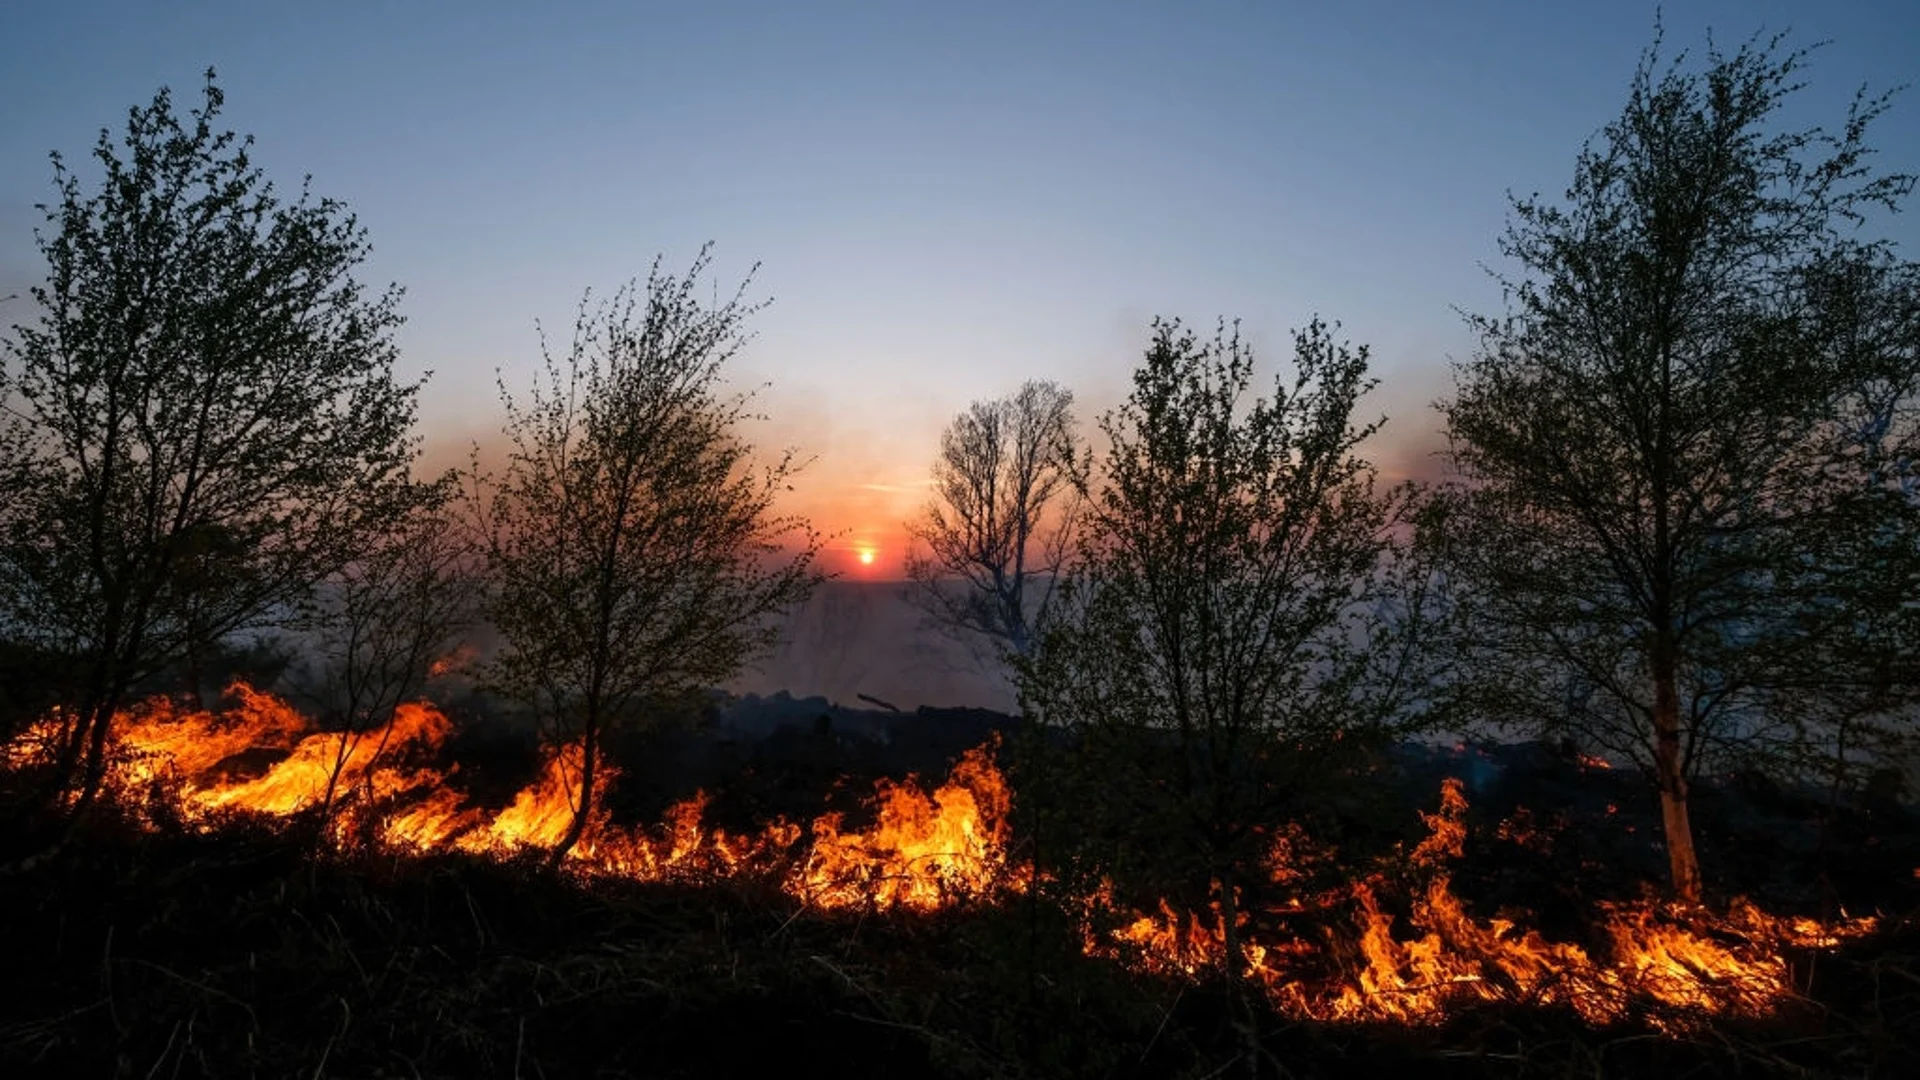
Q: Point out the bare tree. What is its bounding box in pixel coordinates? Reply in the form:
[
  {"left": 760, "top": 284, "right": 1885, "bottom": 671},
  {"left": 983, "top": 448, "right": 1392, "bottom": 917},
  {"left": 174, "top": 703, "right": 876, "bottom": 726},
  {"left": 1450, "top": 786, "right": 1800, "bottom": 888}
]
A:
[
  {"left": 904, "top": 380, "right": 1080, "bottom": 667},
  {"left": 470, "top": 247, "right": 826, "bottom": 860},
  {"left": 0, "top": 71, "right": 430, "bottom": 818},
  {"left": 282, "top": 491, "right": 476, "bottom": 838},
  {"left": 1433, "top": 30, "right": 1920, "bottom": 902}
]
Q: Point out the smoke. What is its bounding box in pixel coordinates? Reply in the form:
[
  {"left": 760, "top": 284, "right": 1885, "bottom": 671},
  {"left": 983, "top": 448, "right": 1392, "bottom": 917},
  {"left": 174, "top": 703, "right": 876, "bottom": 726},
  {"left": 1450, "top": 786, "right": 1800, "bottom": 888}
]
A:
[
  {"left": 739, "top": 580, "right": 1015, "bottom": 711},
  {"left": 402, "top": 312, "right": 1465, "bottom": 714},
  {"left": 1362, "top": 357, "right": 1458, "bottom": 488}
]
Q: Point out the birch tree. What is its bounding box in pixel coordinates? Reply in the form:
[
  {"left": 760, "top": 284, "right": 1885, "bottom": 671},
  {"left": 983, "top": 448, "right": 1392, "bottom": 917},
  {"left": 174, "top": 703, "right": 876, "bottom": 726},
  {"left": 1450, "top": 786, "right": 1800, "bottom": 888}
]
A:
[
  {"left": 471, "top": 248, "right": 826, "bottom": 860},
  {"left": 0, "top": 71, "right": 429, "bottom": 816},
  {"left": 1436, "top": 30, "right": 1920, "bottom": 901}
]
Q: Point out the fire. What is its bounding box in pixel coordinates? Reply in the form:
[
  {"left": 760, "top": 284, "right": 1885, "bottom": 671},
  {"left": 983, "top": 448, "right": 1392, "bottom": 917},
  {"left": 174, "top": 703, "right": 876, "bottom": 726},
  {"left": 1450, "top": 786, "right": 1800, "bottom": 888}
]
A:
[
  {"left": 427, "top": 644, "right": 479, "bottom": 679},
  {"left": 136, "top": 689, "right": 447, "bottom": 820},
  {"left": 1108, "top": 896, "right": 1232, "bottom": 978},
  {"left": 118, "top": 683, "right": 308, "bottom": 786},
  {"left": 6, "top": 684, "right": 1881, "bottom": 1032},
  {"left": 793, "top": 741, "right": 1011, "bottom": 910},
  {"left": 1083, "top": 778, "right": 1880, "bottom": 1029},
  {"left": 196, "top": 700, "right": 452, "bottom": 816},
  {"left": 388, "top": 734, "right": 1009, "bottom": 907},
  {"left": 1494, "top": 805, "right": 1552, "bottom": 852}
]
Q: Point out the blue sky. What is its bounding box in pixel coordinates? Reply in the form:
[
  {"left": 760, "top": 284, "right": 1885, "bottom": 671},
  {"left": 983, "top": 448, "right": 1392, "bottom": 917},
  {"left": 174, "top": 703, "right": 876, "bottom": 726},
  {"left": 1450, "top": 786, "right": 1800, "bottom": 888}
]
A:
[{"left": 3, "top": 0, "right": 1916, "bottom": 572}]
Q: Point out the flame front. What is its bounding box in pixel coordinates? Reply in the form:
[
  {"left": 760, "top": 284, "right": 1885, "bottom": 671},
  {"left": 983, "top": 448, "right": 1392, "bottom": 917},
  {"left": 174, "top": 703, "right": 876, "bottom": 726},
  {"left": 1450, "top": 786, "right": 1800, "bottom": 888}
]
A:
[
  {"left": 9, "top": 684, "right": 1879, "bottom": 1030},
  {"left": 1083, "top": 778, "right": 1880, "bottom": 1029},
  {"left": 795, "top": 742, "right": 1010, "bottom": 910}
]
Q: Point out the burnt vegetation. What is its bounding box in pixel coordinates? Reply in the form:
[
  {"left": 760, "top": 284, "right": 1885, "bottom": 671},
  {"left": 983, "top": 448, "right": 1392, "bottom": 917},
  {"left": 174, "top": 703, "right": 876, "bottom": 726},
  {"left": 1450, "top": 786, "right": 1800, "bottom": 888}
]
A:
[{"left": 4, "top": 30, "right": 1920, "bottom": 1080}]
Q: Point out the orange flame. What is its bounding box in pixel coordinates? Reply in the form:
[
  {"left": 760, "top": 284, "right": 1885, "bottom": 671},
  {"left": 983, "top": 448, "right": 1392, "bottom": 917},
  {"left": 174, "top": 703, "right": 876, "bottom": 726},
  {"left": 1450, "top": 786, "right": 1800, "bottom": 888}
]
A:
[
  {"left": 196, "top": 701, "right": 452, "bottom": 816},
  {"left": 1082, "top": 777, "right": 1879, "bottom": 1029},
  {"left": 793, "top": 741, "right": 1011, "bottom": 910},
  {"left": 427, "top": 644, "right": 479, "bottom": 679},
  {"left": 8, "top": 684, "right": 1880, "bottom": 1030}
]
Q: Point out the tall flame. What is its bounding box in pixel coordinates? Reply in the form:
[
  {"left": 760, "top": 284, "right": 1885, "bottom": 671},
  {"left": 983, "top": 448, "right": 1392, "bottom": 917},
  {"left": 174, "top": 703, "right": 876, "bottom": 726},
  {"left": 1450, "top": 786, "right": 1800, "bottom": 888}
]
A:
[{"left": 794, "top": 741, "right": 1010, "bottom": 910}]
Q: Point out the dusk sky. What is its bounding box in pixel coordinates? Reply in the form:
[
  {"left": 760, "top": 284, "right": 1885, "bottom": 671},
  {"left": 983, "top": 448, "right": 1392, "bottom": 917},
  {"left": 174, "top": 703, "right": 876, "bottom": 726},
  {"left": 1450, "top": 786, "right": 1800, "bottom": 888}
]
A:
[{"left": 4, "top": 1, "right": 1916, "bottom": 578}]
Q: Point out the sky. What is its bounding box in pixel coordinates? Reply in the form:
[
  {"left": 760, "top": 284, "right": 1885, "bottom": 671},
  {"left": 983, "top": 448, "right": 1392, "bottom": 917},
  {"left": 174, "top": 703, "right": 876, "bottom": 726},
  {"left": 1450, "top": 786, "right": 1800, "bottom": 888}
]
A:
[{"left": 3, "top": 0, "right": 1916, "bottom": 579}]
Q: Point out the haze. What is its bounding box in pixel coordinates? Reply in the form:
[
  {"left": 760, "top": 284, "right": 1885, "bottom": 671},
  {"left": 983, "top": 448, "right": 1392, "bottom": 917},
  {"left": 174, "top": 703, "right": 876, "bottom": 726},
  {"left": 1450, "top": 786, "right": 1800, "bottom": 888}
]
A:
[{"left": 3, "top": 0, "right": 1914, "bottom": 706}]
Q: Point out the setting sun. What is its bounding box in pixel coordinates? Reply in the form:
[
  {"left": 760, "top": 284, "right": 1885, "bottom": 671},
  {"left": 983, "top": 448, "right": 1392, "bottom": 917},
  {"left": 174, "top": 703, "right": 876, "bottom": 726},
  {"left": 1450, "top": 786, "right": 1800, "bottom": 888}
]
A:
[{"left": 858, "top": 548, "right": 876, "bottom": 566}]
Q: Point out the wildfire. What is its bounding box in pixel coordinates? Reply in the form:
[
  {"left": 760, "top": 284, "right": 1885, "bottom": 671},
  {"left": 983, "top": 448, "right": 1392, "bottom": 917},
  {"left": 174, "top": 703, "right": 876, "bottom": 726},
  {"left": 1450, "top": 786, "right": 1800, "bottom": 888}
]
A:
[
  {"left": 195, "top": 700, "right": 452, "bottom": 816},
  {"left": 1083, "top": 778, "right": 1879, "bottom": 1030},
  {"left": 4, "top": 683, "right": 1881, "bottom": 1031},
  {"left": 794, "top": 742, "right": 1010, "bottom": 910},
  {"left": 118, "top": 683, "right": 308, "bottom": 785}
]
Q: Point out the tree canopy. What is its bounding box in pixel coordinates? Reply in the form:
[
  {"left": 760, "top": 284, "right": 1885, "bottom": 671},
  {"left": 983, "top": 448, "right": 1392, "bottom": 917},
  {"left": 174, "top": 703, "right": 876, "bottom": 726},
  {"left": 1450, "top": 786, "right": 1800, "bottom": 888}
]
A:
[
  {"left": 1022, "top": 317, "right": 1420, "bottom": 977},
  {"left": 470, "top": 247, "right": 826, "bottom": 858},
  {"left": 1434, "top": 29, "right": 1920, "bottom": 900},
  {"left": 0, "top": 70, "right": 431, "bottom": 810},
  {"left": 904, "top": 379, "right": 1081, "bottom": 666}
]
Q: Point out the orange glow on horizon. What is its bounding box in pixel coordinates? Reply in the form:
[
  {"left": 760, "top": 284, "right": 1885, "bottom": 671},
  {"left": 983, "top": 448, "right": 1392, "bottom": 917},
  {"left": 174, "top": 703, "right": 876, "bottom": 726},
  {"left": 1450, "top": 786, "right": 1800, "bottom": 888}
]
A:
[
  {"left": 744, "top": 454, "right": 927, "bottom": 578},
  {"left": 792, "top": 534, "right": 908, "bottom": 578},
  {"left": 836, "top": 538, "right": 889, "bottom": 576}
]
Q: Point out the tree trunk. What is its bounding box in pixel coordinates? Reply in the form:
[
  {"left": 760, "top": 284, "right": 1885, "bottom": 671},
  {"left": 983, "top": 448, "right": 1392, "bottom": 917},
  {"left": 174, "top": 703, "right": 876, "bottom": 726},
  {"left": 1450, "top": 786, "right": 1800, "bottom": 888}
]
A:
[
  {"left": 1651, "top": 653, "right": 1702, "bottom": 902},
  {"left": 1217, "top": 863, "right": 1245, "bottom": 982},
  {"left": 1021, "top": 719, "right": 1047, "bottom": 1065},
  {"left": 41, "top": 684, "right": 118, "bottom": 817},
  {"left": 63, "top": 615, "right": 140, "bottom": 819},
  {"left": 43, "top": 702, "right": 93, "bottom": 805},
  {"left": 74, "top": 699, "right": 118, "bottom": 814},
  {"left": 1215, "top": 864, "right": 1264, "bottom": 1079},
  {"left": 551, "top": 722, "right": 597, "bottom": 864},
  {"left": 317, "top": 730, "right": 356, "bottom": 844}
]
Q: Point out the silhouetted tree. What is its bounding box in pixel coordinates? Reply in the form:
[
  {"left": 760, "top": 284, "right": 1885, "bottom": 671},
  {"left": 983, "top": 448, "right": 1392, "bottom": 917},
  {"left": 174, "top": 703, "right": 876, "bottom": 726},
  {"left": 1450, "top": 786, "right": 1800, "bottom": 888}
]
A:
[
  {"left": 1433, "top": 30, "right": 1920, "bottom": 902},
  {"left": 470, "top": 247, "right": 826, "bottom": 860},
  {"left": 0, "top": 71, "right": 430, "bottom": 816},
  {"left": 904, "top": 380, "right": 1081, "bottom": 669},
  {"left": 281, "top": 490, "right": 476, "bottom": 838},
  {"left": 1021, "top": 317, "right": 1422, "bottom": 980}
]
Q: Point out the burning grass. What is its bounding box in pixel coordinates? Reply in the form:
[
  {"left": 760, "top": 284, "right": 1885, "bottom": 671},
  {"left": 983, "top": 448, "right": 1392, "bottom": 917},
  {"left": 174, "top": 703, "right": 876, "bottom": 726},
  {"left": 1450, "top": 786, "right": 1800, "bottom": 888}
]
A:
[
  {"left": 1084, "top": 778, "right": 1886, "bottom": 1033},
  {"left": 3, "top": 683, "right": 1917, "bottom": 1077}
]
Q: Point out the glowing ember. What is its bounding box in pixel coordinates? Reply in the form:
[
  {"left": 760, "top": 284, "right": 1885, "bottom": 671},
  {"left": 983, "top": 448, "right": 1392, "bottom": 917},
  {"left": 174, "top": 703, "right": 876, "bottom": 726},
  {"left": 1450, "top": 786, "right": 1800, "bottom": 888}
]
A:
[{"left": 427, "top": 644, "right": 479, "bottom": 679}]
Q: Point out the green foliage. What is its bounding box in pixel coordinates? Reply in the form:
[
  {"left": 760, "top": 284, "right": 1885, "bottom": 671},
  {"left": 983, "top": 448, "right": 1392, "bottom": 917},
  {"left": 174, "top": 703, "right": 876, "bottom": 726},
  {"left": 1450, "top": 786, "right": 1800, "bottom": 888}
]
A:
[
  {"left": 0, "top": 70, "right": 432, "bottom": 804},
  {"left": 469, "top": 246, "right": 826, "bottom": 854},
  {"left": 1020, "top": 317, "right": 1424, "bottom": 963},
  {"left": 1433, "top": 28, "right": 1920, "bottom": 897}
]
